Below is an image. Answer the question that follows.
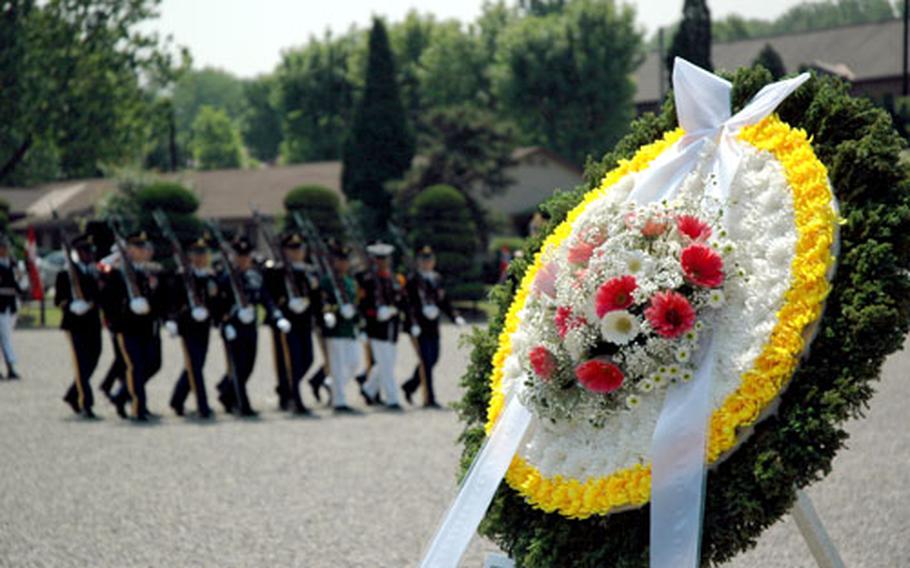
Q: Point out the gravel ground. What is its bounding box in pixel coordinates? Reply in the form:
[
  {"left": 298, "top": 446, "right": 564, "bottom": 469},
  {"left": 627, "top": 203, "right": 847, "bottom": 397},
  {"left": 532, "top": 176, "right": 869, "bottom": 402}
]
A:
[{"left": 0, "top": 326, "right": 907, "bottom": 567}]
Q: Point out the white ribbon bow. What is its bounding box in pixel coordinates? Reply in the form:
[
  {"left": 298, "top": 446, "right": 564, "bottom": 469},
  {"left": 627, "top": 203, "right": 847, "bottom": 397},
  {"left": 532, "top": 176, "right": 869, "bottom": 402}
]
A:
[{"left": 419, "top": 58, "right": 809, "bottom": 568}]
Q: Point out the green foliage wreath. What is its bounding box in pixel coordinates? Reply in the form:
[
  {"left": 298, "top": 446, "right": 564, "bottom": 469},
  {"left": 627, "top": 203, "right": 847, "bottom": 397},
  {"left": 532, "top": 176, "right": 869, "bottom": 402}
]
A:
[{"left": 456, "top": 66, "right": 910, "bottom": 567}]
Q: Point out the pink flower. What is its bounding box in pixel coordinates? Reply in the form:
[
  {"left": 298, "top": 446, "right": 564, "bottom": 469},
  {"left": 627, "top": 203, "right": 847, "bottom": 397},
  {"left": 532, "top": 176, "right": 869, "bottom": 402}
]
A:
[
  {"left": 595, "top": 275, "right": 637, "bottom": 318},
  {"left": 567, "top": 241, "right": 595, "bottom": 265},
  {"left": 645, "top": 290, "right": 696, "bottom": 338},
  {"left": 680, "top": 244, "right": 724, "bottom": 288},
  {"left": 676, "top": 215, "right": 712, "bottom": 241},
  {"left": 575, "top": 358, "right": 625, "bottom": 394},
  {"left": 641, "top": 217, "right": 668, "bottom": 238},
  {"left": 533, "top": 262, "right": 558, "bottom": 298},
  {"left": 529, "top": 346, "right": 556, "bottom": 381},
  {"left": 554, "top": 306, "right": 587, "bottom": 338}
]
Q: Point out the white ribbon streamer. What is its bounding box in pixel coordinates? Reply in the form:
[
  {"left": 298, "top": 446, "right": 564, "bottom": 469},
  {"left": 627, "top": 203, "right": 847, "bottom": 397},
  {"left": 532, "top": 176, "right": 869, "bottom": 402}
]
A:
[
  {"left": 420, "top": 395, "right": 532, "bottom": 568},
  {"left": 419, "top": 58, "right": 809, "bottom": 568}
]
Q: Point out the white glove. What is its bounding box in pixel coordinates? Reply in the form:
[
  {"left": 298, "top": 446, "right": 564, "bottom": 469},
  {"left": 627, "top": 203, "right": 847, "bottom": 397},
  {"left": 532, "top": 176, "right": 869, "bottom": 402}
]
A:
[
  {"left": 323, "top": 312, "right": 337, "bottom": 329},
  {"left": 357, "top": 332, "right": 368, "bottom": 344},
  {"left": 165, "top": 320, "right": 179, "bottom": 338},
  {"left": 224, "top": 324, "right": 237, "bottom": 341},
  {"left": 191, "top": 306, "right": 209, "bottom": 322},
  {"left": 377, "top": 305, "right": 395, "bottom": 322},
  {"left": 340, "top": 303, "right": 356, "bottom": 320},
  {"left": 69, "top": 299, "right": 90, "bottom": 316},
  {"left": 277, "top": 318, "right": 291, "bottom": 334},
  {"left": 422, "top": 304, "right": 440, "bottom": 320},
  {"left": 455, "top": 316, "right": 467, "bottom": 327},
  {"left": 410, "top": 324, "right": 422, "bottom": 338},
  {"left": 238, "top": 306, "right": 255, "bottom": 324},
  {"left": 288, "top": 296, "right": 309, "bottom": 314},
  {"left": 129, "top": 297, "right": 150, "bottom": 315}
]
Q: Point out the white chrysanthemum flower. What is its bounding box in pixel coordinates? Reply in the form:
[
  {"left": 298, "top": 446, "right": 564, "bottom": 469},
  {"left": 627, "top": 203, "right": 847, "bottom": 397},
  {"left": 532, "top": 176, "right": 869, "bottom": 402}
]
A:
[
  {"left": 625, "top": 394, "right": 641, "bottom": 409},
  {"left": 708, "top": 289, "right": 725, "bottom": 308},
  {"left": 695, "top": 320, "right": 705, "bottom": 331},
  {"left": 680, "top": 369, "right": 695, "bottom": 383},
  {"left": 651, "top": 372, "right": 666, "bottom": 388},
  {"left": 667, "top": 365, "right": 681, "bottom": 379},
  {"left": 675, "top": 347, "right": 691, "bottom": 363},
  {"left": 624, "top": 250, "right": 652, "bottom": 277},
  {"left": 683, "top": 328, "right": 699, "bottom": 342},
  {"left": 600, "top": 310, "right": 640, "bottom": 345},
  {"left": 721, "top": 242, "right": 736, "bottom": 255},
  {"left": 637, "top": 379, "right": 654, "bottom": 393}
]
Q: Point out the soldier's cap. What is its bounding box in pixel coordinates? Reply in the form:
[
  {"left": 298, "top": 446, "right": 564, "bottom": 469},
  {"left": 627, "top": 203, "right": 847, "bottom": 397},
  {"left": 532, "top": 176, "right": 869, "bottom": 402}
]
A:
[
  {"left": 127, "top": 230, "right": 151, "bottom": 247},
  {"left": 416, "top": 244, "right": 435, "bottom": 259},
  {"left": 280, "top": 231, "right": 305, "bottom": 249},
  {"left": 327, "top": 239, "right": 351, "bottom": 259},
  {"left": 187, "top": 236, "right": 210, "bottom": 253},
  {"left": 232, "top": 236, "right": 254, "bottom": 255},
  {"left": 366, "top": 241, "right": 394, "bottom": 258},
  {"left": 72, "top": 234, "right": 95, "bottom": 250}
]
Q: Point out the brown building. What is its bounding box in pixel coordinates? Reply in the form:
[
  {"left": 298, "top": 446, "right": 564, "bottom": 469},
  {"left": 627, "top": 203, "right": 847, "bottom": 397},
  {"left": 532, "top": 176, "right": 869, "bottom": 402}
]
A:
[{"left": 634, "top": 19, "right": 908, "bottom": 114}]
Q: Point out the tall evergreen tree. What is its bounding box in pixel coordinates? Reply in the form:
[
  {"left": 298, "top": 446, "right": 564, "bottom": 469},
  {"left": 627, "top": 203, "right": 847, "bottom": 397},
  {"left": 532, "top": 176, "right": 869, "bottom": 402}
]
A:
[
  {"left": 341, "top": 18, "right": 415, "bottom": 240},
  {"left": 752, "top": 43, "right": 786, "bottom": 79},
  {"left": 665, "top": 0, "right": 712, "bottom": 78}
]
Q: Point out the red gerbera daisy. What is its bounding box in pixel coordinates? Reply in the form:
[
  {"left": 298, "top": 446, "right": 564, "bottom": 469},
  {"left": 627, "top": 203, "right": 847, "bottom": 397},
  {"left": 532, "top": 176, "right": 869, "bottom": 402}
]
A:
[
  {"left": 680, "top": 243, "right": 724, "bottom": 288},
  {"left": 676, "top": 215, "right": 712, "bottom": 241},
  {"left": 595, "top": 275, "right": 637, "bottom": 318},
  {"left": 575, "top": 358, "right": 625, "bottom": 394},
  {"left": 645, "top": 290, "right": 696, "bottom": 338},
  {"left": 554, "top": 306, "right": 587, "bottom": 338},
  {"left": 529, "top": 346, "right": 556, "bottom": 381}
]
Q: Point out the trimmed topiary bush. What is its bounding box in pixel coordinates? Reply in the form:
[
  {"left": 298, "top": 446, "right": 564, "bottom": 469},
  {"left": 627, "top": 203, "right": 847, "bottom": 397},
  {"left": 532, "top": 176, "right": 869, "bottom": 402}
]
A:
[
  {"left": 410, "top": 184, "right": 482, "bottom": 302},
  {"left": 131, "top": 181, "right": 202, "bottom": 259},
  {"left": 283, "top": 184, "right": 344, "bottom": 238},
  {"left": 456, "top": 68, "right": 910, "bottom": 567}
]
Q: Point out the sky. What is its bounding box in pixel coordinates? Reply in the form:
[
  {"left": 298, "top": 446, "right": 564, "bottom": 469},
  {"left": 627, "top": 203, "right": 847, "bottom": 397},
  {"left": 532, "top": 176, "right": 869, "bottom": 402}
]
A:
[{"left": 151, "top": 0, "right": 810, "bottom": 78}]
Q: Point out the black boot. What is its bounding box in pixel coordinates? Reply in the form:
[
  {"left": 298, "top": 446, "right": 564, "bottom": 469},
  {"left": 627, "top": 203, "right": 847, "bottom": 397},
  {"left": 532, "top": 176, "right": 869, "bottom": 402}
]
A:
[
  {"left": 6, "top": 364, "right": 20, "bottom": 380},
  {"left": 63, "top": 389, "right": 80, "bottom": 415}
]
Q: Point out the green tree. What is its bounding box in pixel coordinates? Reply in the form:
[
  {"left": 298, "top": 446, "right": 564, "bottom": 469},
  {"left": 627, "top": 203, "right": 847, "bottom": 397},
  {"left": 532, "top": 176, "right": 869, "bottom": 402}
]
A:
[
  {"left": 0, "top": 0, "right": 184, "bottom": 185},
  {"left": 665, "top": 0, "right": 712, "bottom": 77},
  {"left": 191, "top": 106, "right": 243, "bottom": 170},
  {"left": 519, "top": 0, "right": 567, "bottom": 15},
  {"left": 418, "top": 22, "right": 489, "bottom": 110},
  {"left": 277, "top": 32, "right": 357, "bottom": 162},
  {"left": 395, "top": 105, "right": 516, "bottom": 246},
  {"left": 753, "top": 43, "right": 786, "bottom": 79},
  {"left": 283, "top": 185, "right": 345, "bottom": 237},
  {"left": 241, "top": 75, "right": 282, "bottom": 163},
  {"left": 492, "top": 0, "right": 642, "bottom": 164},
  {"left": 409, "top": 184, "right": 483, "bottom": 301},
  {"left": 341, "top": 18, "right": 415, "bottom": 241},
  {"left": 172, "top": 67, "right": 245, "bottom": 142}
]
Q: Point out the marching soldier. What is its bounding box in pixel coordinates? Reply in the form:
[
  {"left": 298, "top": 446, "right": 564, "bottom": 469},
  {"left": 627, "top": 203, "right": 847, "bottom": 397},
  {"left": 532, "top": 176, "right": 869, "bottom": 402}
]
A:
[
  {"left": 264, "top": 232, "right": 322, "bottom": 415},
  {"left": 214, "top": 236, "right": 281, "bottom": 417},
  {"left": 57, "top": 234, "right": 102, "bottom": 418},
  {"left": 165, "top": 237, "right": 218, "bottom": 419},
  {"left": 402, "top": 245, "right": 466, "bottom": 408},
  {"left": 100, "top": 231, "right": 164, "bottom": 421},
  {"left": 320, "top": 241, "right": 361, "bottom": 414},
  {"left": 358, "top": 242, "right": 408, "bottom": 410},
  {"left": 0, "top": 235, "right": 22, "bottom": 379}
]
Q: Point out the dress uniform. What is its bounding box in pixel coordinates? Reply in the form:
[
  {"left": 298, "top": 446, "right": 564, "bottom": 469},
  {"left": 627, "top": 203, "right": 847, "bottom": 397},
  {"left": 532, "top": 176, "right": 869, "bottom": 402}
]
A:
[
  {"left": 320, "top": 241, "right": 361, "bottom": 414},
  {"left": 100, "top": 231, "right": 164, "bottom": 421},
  {"left": 0, "top": 236, "right": 22, "bottom": 379},
  {"left": 165, "top": 238, "right": 218, "bottom": 419},
  {"left": 214, "top": 236, "right": 277, "bottom": 417},
  {"left": 57, "top": 234, "right": 103, "bottom": 418},
  {"left": 264, "top": 232, "right": 322, "bottom": 415},
  {"left": 358, "top": 242, "right": 408, "bottom": 410},
  {"left": 401, "top": 245, "right": 466, "bottom": 408}
]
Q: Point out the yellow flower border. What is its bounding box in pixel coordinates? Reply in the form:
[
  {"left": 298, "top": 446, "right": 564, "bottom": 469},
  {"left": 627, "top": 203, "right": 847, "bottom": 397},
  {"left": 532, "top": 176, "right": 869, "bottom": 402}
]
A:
[{"left": 485, "top": 115, "right": 836, "bottom": 519}]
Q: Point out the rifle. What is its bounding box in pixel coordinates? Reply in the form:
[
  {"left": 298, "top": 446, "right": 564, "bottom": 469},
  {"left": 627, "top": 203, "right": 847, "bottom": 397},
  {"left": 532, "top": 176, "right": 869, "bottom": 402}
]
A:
[
  {"left": 205, "top": 220, "right": 255, "bottom": 325},
  {"left": 293, "top": 212, "right": 347, "bottom": 306},
  {"left": 106, "top": 216, "right": 147, "bottom": 312},
  {"left": 152, "top": 209, "right": 208, "bottom": 322},
  {"left": 51, "top": 209, "right": 85, "bottom": 303},
  {"left": 250, "top": 204, "right": 307, "bottom": 314}
]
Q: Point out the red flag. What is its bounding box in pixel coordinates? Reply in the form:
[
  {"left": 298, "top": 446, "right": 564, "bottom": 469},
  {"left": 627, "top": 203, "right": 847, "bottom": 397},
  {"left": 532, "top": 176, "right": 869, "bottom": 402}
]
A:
[{"left": 25, "top": 225, "right": 43, "bottom": 301}]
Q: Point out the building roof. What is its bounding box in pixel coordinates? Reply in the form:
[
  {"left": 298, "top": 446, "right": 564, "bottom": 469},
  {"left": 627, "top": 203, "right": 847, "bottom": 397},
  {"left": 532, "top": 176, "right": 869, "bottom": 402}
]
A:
[
  {"left": 1, "top": 146, "right": 581, "bottom": 226},
  {"left": 635, "top": 19, "right": 907, "bottom": 105}
]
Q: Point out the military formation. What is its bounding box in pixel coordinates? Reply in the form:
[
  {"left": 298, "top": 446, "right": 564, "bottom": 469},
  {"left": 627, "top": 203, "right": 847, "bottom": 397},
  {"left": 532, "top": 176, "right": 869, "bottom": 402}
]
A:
[{"left": 51, "top": 213, "right": 465, "bottom": 422}]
